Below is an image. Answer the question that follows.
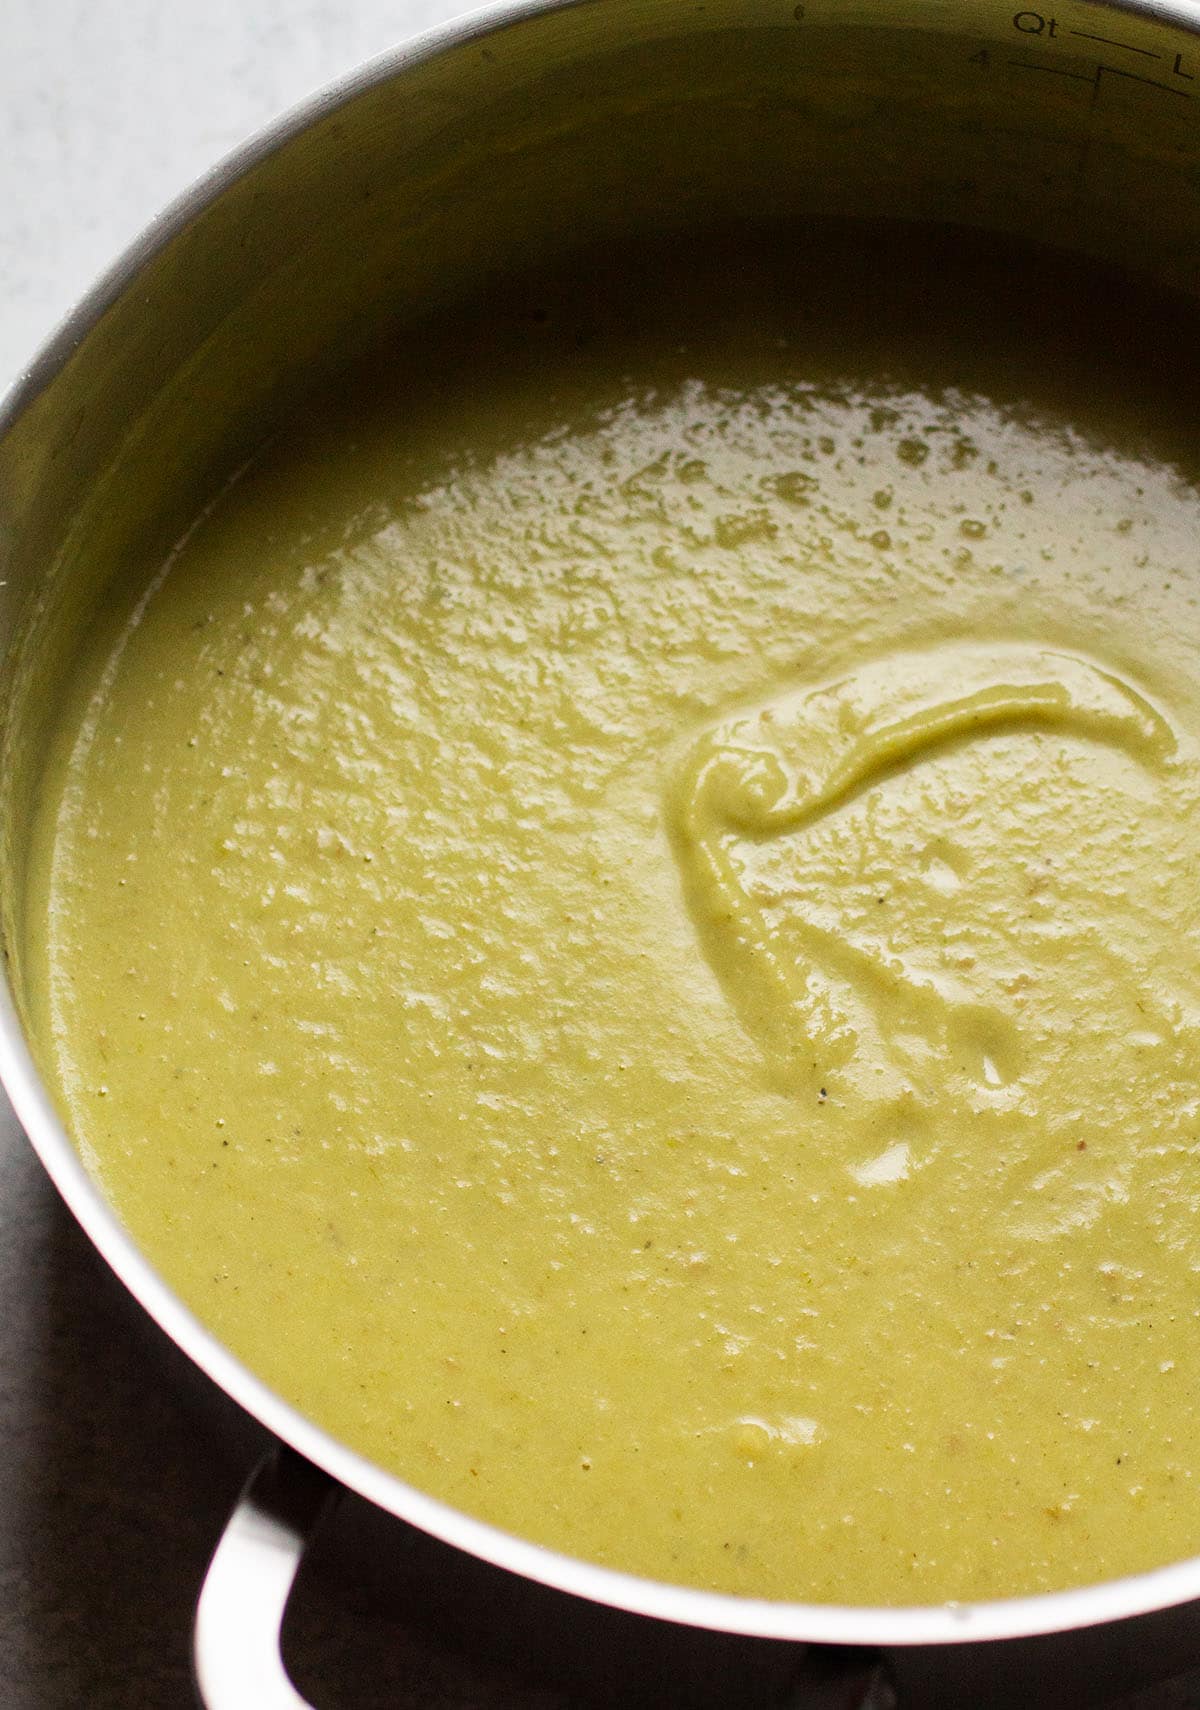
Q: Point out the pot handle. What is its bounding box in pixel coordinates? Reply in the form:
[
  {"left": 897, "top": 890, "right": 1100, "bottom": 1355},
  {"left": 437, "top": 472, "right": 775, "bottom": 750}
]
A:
[
  {"left": 192, "top": 1444, "right": 897, "bottom": 1710},
  {"left": 193, "top": 1444, "right": 335, "bottom": 1710}
]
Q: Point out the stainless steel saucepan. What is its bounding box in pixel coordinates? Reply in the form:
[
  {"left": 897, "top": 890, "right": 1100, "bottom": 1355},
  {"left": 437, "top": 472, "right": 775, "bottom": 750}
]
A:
[{"left": 3, "top": 1, "right": 1200, "bottom": 1704}]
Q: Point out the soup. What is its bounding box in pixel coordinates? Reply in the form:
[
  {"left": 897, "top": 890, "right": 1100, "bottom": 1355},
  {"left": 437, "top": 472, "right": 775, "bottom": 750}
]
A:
[{"left": 25, "top": 227, "right": 1200, "bottom": 1605}]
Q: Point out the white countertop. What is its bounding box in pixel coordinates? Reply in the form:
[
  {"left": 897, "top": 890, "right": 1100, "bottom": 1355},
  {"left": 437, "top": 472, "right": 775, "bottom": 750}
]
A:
[{"left": 0, "top": 0, "right": 467, "bottom": 395}]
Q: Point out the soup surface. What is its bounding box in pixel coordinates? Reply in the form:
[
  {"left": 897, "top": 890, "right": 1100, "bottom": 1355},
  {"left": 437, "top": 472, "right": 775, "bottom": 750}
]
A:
[{"left": 26, "top": 229, "right": 1200, "bottom": 1604}]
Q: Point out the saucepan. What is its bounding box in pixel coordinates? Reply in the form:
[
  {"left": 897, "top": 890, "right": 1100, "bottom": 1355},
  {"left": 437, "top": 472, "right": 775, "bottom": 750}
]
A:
[{"left": 3, "top": 0, "right": 1200, "bottom": 1704}]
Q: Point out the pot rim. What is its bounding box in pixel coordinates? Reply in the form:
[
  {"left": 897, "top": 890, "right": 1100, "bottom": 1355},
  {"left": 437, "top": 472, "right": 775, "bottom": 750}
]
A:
[{"left": 5, "top": 0, "right": 1200, "bottom": 1650}]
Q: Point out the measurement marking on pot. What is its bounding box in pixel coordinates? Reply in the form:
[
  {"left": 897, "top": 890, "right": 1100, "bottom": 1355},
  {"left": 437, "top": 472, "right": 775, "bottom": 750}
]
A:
[
  {"left": 1099, "top": 62, "right": 1192, "bottom": 95},
  {"left": 1067, "top": 28, "right": 1160, "bottom": 59},
  {"left": 1007, "top": 56, "right": 1192, "bottom": 97},
  {"left": 1006, "top": 13, "right": 1195, "bottom": 86},
  {"left": 1008, "top": 56, "right": 1094, "bottom": 82}
]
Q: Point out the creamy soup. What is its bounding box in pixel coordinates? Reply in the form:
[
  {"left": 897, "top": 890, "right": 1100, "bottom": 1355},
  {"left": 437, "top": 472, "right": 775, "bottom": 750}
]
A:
[{"left": 26, "top": 228, "right": 1200, "bottom": 1605}]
